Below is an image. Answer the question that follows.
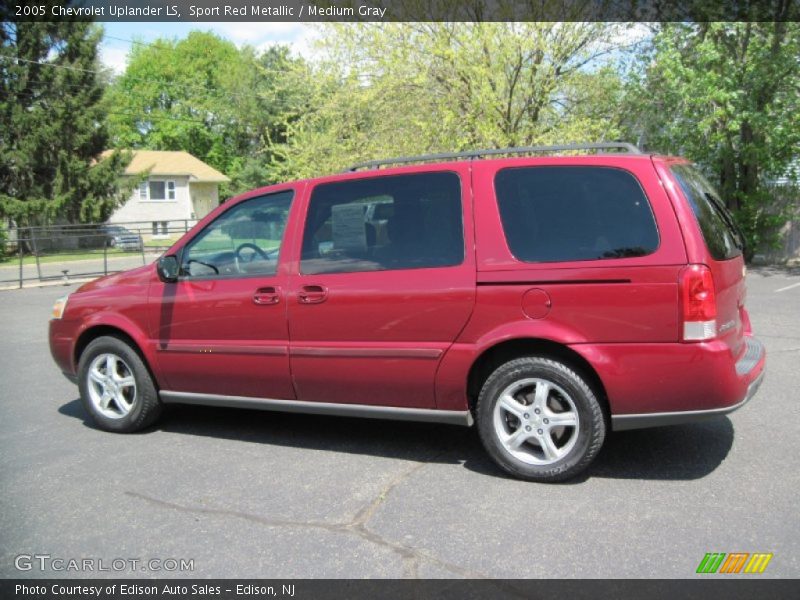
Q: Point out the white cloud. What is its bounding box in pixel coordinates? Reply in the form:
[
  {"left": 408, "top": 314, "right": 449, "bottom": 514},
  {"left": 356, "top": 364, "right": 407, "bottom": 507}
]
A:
[
  {"left": 289, "top": 25, "right": 320, "bottom": 60},
  {"left": 100, "top": 46, "right": 129, "bottom": 74},
  {"left": 211, "top": 22, "right": 308, "bottom": 43},
  {"left": 256, "top": 25, "right": 319, "bottom": 59}
]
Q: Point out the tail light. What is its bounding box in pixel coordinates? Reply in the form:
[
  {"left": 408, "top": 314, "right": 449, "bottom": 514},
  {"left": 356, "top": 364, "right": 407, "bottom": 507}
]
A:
[{"left": 680, "top": 264, "right": 717, "bottom": 341}]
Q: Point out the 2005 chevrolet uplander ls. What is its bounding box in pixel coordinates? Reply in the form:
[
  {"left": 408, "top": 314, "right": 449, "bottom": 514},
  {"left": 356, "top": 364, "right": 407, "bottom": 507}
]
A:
[{"left": 49, "top": 143, "right": 766, "bottom": 482}]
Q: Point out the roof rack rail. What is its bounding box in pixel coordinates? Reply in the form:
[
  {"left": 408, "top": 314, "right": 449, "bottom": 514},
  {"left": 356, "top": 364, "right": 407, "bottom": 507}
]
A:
[{"left": 345, "top": 142, "right": 642, "bottom": 172}]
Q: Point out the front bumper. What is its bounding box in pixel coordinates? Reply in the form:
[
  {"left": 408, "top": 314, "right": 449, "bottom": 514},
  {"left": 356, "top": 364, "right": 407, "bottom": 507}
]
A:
[{"left": 49, "top": 318, "right": 77, "bottom": 377}]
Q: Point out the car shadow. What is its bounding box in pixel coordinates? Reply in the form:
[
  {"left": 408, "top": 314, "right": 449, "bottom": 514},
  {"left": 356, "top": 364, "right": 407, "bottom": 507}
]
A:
[
  {"left": 580, "top": 418, "right": 735, "bottom": 482},
  {"left": 58, "top": 399, "right": 734, "bottom": 482}
]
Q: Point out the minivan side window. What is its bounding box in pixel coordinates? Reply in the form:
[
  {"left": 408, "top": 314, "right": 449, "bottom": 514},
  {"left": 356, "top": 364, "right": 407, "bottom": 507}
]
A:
[
  {"left": 301, "top": 172, "right": 463, "bottom": 275},
  {"left": 670, "top": 164, "right": 744, "bottom": 261},
  {"left": 180, "top": 191, "right": 293, "bottom": 278},
  {"left": 495, "top": 166, "right": 659, "bottom": 263}
]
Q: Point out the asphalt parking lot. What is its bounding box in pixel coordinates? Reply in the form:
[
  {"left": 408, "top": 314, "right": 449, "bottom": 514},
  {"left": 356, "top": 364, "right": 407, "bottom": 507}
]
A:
[{"left": 0, "top": 268, "right": 798, "bottom": 579}]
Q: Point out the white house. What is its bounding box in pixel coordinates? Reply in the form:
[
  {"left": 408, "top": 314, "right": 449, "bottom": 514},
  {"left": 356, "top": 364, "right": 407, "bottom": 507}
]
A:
[{"left": 106, "top": 150, "right": 229, "bottom": 236}]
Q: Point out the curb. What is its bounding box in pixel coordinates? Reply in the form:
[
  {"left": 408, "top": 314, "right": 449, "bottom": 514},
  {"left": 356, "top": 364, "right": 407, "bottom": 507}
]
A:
[{"left": 0, "top": 276, "right": 97, "bottom": 292}]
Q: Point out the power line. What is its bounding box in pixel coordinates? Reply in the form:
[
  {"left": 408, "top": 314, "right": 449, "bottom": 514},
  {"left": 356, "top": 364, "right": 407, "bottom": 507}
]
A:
[
  {"left": 0, "top": 54, "right": 99, "bottom": 74},
  {"left": 2, "top": 34, "right": 303, "bottom": 128},
  {"left": 102, "top": 34, "right": 158, "bottom": 48},
  {"left": 0, "top": 53, "right": 295, "bottom": 105},
  {"left": 112, "top": 109, "right": 212, "bottom": 125},
  {"left": 7, "top": 88, "right": 214, "bottom": 125}
]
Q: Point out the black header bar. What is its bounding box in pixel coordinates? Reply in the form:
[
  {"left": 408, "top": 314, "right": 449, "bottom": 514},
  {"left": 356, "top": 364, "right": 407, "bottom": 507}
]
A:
[{"left": 4, "top": 0, "right": 800, "bottom": 23}]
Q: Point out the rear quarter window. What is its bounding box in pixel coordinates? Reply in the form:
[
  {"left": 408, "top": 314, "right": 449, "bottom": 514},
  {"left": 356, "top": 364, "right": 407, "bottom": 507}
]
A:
[
  {"left": 494, "top": 166, "right": 659, "bottom": 263},
  {"left": 670, "top": 164, "right": 744, "bottom": 261}
]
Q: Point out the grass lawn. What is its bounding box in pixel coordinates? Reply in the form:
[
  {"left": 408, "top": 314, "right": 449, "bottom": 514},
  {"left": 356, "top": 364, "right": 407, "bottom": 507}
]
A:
[
  {"left": 144, "top": 235, "right": 182, "bottom": 248},
  {"left": 0, "top": 248, "right": 145, "bottom": 266},
  {"left": 2, "top": 233, "right": 280, "bottom": 266}
]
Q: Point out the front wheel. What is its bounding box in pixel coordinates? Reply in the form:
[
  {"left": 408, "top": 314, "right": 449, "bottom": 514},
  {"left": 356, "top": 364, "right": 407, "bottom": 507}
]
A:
[
  {"left": 77, "top": 336, "right": 162, "bottom": 432},
  {"left": 476, "top": 357, "right": 605, "bottom": 482}
]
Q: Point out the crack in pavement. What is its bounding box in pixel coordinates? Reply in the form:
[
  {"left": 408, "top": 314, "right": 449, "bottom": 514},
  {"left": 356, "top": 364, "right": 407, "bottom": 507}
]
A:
[{"left": 125, "top": 457, "right": 487, "bottom": 579}]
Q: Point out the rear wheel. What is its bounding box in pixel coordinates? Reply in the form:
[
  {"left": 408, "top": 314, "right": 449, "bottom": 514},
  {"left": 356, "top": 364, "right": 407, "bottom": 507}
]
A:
[
  {"left": 77, "top": 336, "right": 162, "bottom": 432},
  {"left": 476, "top": 357, "right": 605, "bottom": 482}
]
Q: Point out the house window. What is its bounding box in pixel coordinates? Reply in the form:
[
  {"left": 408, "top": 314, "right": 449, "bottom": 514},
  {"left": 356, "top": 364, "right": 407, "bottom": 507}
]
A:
[
  {"left": 152, "top": 221, "right": 169, "bottom": 236},
  {"left": 148, "top": 181, "right": 166, "bottom": 200},
  {"left": 138, "top": 182, "right": 147, "bottom": 200},
  {"left": 167, "top": 181, "right": 176, "bottom": 200}
]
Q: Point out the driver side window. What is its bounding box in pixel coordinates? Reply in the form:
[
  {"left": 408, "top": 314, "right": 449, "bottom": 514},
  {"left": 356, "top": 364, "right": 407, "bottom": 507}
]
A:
[{"left": 181, "top": 191, "right": 293, "bottom": 278}]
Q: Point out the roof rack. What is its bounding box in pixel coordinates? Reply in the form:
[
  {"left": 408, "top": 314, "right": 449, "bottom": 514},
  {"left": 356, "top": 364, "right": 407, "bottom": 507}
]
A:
[{"left": 345, "top": 142, "right": 642, "bottom": 172}]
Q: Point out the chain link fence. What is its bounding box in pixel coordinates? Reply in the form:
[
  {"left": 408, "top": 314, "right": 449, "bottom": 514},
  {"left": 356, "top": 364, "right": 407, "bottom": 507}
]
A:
[{"left": 0, "top": 220, "right": 197, "bottom": 289}]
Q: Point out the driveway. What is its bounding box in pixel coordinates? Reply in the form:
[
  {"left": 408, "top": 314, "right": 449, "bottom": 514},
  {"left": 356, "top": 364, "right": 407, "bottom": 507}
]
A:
[{"left": 0, "top": 268, "right": 798, "bottom": 578}]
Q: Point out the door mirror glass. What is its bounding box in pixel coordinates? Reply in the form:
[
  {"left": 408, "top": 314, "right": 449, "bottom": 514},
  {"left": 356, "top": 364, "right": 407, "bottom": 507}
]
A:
[{"left": 157, "top": 255, "right": 180, "bottom": 282}]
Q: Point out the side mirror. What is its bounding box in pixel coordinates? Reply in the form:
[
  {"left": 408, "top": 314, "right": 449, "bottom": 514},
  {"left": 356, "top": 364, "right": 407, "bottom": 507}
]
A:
[{"left": 157, "top": 255, "right": 180, "bottom": 283}]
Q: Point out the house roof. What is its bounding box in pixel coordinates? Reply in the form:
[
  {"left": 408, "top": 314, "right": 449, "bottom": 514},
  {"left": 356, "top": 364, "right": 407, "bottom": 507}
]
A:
[{"left": 103, "top": 150, "right": 230, "bottom": 183}]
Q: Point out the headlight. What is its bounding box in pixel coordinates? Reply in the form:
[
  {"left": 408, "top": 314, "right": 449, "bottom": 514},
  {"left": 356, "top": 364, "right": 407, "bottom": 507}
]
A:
[{"left": 52, "top": 295, "right": 69, "bottom": 319}]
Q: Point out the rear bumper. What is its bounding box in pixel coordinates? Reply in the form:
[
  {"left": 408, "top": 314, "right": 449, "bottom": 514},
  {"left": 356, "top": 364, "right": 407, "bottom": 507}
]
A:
[
  {"left": 118, "top": 240, "right": 143, "bottom": 250},
  {"left": 612, "top": 367, "right": 764, "bottom": 431},
  {"left": 572, "top": 336, "right": 766, "bottom": 431}
]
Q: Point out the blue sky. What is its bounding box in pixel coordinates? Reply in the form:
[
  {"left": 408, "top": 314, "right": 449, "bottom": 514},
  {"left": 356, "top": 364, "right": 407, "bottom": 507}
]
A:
[
  {"left": 99, "top": 22, "right": 314, "bottom": 73},
  {"left": 97, "top": 22, "right": 651, "bottom": 75}
]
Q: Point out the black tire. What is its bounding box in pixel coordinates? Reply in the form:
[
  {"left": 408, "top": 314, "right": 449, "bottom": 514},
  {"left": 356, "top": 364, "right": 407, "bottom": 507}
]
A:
[
  {"left": 77, "top": 335, "right": 162, "bottom": 432},
  {"left": 476, "top": 357, "right": 605, "bottom": 482}
]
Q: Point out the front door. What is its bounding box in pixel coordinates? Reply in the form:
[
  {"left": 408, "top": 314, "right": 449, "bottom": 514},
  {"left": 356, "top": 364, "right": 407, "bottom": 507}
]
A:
[
  {"left": 149, "top": 188, "right": 297, "bottom": 399},
  {"left": 287, "top": 168, "right": 475, "bottom": 409}
]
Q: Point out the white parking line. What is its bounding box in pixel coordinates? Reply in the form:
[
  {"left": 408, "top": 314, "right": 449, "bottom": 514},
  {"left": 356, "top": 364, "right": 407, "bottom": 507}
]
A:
[{"left": 775, "top": 282, "right": 800, "bottom": 293}]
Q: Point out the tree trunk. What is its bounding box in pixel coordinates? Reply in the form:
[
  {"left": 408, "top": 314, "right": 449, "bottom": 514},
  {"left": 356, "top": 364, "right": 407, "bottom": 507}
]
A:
[{"left": 738, "top": 120, "right": 760, "bottom": 201}]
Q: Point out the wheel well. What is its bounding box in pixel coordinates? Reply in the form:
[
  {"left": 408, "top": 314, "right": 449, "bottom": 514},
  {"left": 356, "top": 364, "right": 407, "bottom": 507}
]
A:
[
  {"left": 466, "top": 338, "right": 609, "bottom": 417},
  {"left": 74, "top": 326, "right": 150, "bottom": 377}
]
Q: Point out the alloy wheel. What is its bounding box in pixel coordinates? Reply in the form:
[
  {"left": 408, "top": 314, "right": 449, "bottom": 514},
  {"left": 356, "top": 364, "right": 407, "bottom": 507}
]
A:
[
  {"left": 492, "top": 377, "right": 580, "bottom": 465},
  {"left": 86, "top": 353, "right": 137, "bottom": 419}
]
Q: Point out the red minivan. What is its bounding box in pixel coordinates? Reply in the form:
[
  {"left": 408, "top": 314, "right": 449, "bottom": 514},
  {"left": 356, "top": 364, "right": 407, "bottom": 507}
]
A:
[{"left": 49, "top": 144, "right": 765, "bottom": 482}]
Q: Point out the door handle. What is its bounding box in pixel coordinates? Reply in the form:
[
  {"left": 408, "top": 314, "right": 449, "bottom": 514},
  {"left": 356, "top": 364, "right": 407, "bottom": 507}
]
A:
[
  {"left": 253, "top": 286, "right": 281, "bottom": 305},
  {"left": 298, "top": 285, "right": 328, "bottom": 304}
]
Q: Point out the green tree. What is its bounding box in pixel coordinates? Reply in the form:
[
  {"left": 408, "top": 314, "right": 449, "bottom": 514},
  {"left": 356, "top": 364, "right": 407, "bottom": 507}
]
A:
[
  {"left": 0, "top": 19, "right": 129, "bottom": 225},
  {"left": 105, "top": 32, "right": 243, "bottom": 173},
  {"left": 625, "top": 21, "right": 800, "bottom": 256},
  {"left": 223, "top": 45, "right": 311, "bottom": 194},
  {"left": 273, "top": 22, "right": 626, "bottom": 180},
  {"left": 105, "top": 33, "right": 306, "bottom": 196}
]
